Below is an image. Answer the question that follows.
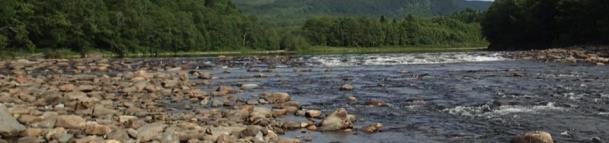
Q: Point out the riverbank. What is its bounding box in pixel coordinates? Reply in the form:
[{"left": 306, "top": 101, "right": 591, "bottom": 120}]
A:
[
  {"left": 0, "top": 43, "right": 488, "bottom": 60},
  {"left": 0, "top": 58, "right": 360, "bottom": 143}
]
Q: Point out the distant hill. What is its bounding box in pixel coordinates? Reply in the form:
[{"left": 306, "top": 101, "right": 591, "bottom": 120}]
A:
[{"left": 233, "top": 0, "right": 493, "bottom": 25}]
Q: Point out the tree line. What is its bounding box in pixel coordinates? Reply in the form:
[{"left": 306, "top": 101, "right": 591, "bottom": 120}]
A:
[
  {"left": 482, "top": 0, "right": 609, "bottom": 50},
  {"left": 0, "top": 0, "right": 490, "bottom": 58},
  {"left": 299, "top": 9, "right": 485, "bottom": 48},
  {"left": 0, "top": 0, "right": 280, "bottom": 57}
]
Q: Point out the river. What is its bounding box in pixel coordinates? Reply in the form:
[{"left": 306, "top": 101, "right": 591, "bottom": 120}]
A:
[{"left": 142, "top": 52, "right": 609, "bottom": 142}]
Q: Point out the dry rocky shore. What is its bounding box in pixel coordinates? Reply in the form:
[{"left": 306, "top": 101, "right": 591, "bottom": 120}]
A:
[
  {"left": 0, "top": 58, "right": 369, "bottom": 143},
  {"left": 506, "top": 47, "right": 609, "bottom": 65}
]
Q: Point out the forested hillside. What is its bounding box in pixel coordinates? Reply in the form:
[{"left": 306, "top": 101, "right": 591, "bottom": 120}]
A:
[
  {"left": 299, "top": 10, "right": 485, "bottom": 48},
  {"left": 0, "top": 0, "right": 280, "bottom": 57},
  {"left": 0, "top": 0, "right": 491, "bottom": 58},
  {"left": 233, "top": 0, "right": 492, "bottom": 25},
  {"left": 482, "top": 0, "right": 609, "bottom": 50}
]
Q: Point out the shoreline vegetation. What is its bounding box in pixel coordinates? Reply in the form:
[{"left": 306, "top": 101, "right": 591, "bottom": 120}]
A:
[{"left": 0, "top": 43, "right": 488, "bottom": 59}]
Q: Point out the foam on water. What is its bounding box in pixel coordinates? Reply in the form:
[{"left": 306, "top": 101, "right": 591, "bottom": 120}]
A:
[
  {"left": 308, "top": 52, "right": 506, "bottom": 66},
  {"left": 445, "top": 102, "right": 565, "bottom": 118}
]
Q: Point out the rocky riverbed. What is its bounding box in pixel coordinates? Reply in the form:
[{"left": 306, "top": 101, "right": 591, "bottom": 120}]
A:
[{"left": 1, "top": 51, "right": 608, "bottom": 143}]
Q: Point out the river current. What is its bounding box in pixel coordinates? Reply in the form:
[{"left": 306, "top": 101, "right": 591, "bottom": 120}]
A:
[{"left": 151, "top": 52, "right": 609, "bottom": 143}]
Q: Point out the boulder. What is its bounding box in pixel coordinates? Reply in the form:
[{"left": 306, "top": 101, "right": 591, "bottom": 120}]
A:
[
  {"left": 216, "top": 86, "right": 237, "bottom": 95},
  {"left": 240, "top": 125, "right": 262, "bottom": 138},
  {"left": 361, "top": 123, "right": 383, "bottom": 133},
  {"left": 305, "top": 110, "right": 322, "bottom": 118},
  {"left": 17, "top": 137, "right": 45, "bottom": 143},
  {"left": 340, "top": 84, "right": 354, "bottom": 91},
  {"left": 78, "top": 85, "right": 95, "bottom": 92},
  {"left": 511, "top": 131, "right": 554, "bottom": 143},
  {"left": 241, "top": 83, "right": 259, "bottom": 90},
  {"left": 251, "top": 107, "right": 272, "bottom": 119},
  {"left": 318, "top": 108, "right": 355, "bottom": 131},
  {"left": 58, "top": 84, "right": 75, "bottom": 92},
  {"left": 55, "top": 115, "right": 86, "bottom": 129},
  {"left": 136, "top": 122, "right": 167, "bottom": 142},
  {"left": 118, "top": 115, "right": 138, "bottom": 123},
  {"left": 249, "top": 107, "right": 273, "bottom": 126},
  {"left": 92, "top": 105, "right": 117, "bottom": 117},
  {"left": 347, "top": 96, "right": 358, "bottom": 103},
  {"left": 82, "top": 122, "right": 112, "bottom": 135},
  {"left": 45, "top": 127, "right": 73, "bottom": 143},
  {"left": 366, "top": 99, "right": 385, "bottom": 106},
  {"left": 0, "top": 105, "right": 26, "bottom": 136},
  {"left": 162, "top": 80, "right": 179, "bottom": 88},
  {"left": 282, "top": 120, "right": 302, "bottom": 130},
  {"left": 195, "top": 71, "right": 212, "bottom": 79},
  {"left": 107, "top": 127, "right": 130, "bottom": 141},
  {"left": 21, "top": 128, "right": 45, "bottom": 137},
  {"left": 160, "top": 131, "right": 179, "bottom": 143},
  {"left": 18, "top": 114, "right": 40, "bottom": 125},
  {"left": 262, "top": 92, "right": 291, "bottom": 103},
  {"left": 73, "top": 136, "right": 104, "bottom": 143}
]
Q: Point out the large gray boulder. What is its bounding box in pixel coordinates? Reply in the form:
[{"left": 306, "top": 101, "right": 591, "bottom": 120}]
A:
[{"left": 0, "top": 105, "right": 26, "bottom": 136}]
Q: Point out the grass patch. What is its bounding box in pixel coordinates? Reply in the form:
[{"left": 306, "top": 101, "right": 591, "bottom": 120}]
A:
[{"left": 42, "top": 49, "right": 80, "bottom": 59}]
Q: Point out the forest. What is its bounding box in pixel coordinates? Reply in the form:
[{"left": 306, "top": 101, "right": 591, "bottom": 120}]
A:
[
  {"left": 0, "top": 0, "right": 280, "bottom": 57},
  {"left": 482, "top": 0, "right": 609, "bottom": 50},
  {"left": 298, "top": 10, "right": 485, "bottom": 48},
  {"left": 2, "top": 0, "right": 607, "bottom": 57},
  {"left": 0, "top": 0, "right": 487, "bottom": 57}
]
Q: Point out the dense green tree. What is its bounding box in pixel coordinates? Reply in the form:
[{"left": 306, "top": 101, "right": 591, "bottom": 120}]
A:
[
  {"left": 0, "top": 0, "right": 35, "bottom": 51},
  {"left": 301, "top": 14, "right": 484, "bottom": 47},
  {"left": 280, "top": 33, "right": 310, "bottom": 51},
  {"left": 482, "top": 0, "right": 609, "bottom": 50},
  {"left": 234, "top": 0, "right": 492, "bottom": 26},
  {"left": 0, "top": 0, "right": 279, "bottom": 57}
]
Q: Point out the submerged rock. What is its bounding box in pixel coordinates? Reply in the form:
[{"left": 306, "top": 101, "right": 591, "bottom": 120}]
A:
[
  {"left": 365, "top": 99, "right": 385, "bottom": 106},
  {"left": 361, "top": 123, "right": 383, "bottom": 133}
]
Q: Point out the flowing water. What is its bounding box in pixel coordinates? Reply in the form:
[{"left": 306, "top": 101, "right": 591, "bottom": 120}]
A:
[{"left": 152, "top": 52, "right": 609, "bottom": 143}]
